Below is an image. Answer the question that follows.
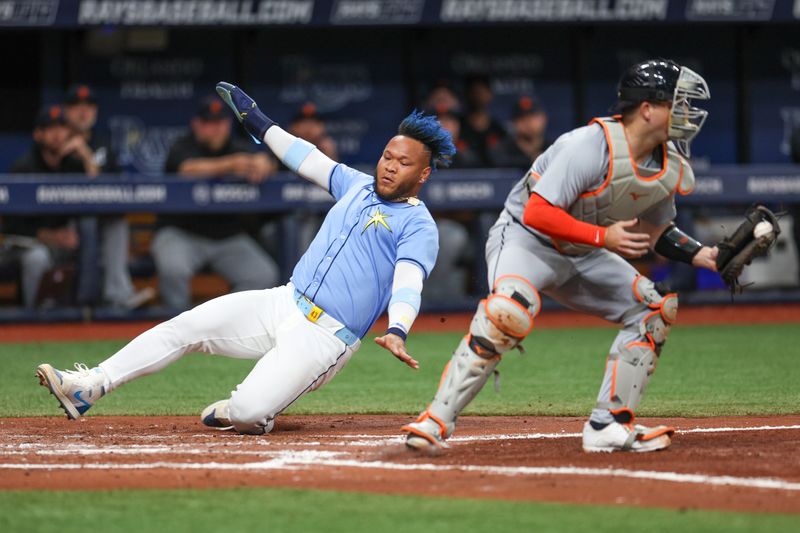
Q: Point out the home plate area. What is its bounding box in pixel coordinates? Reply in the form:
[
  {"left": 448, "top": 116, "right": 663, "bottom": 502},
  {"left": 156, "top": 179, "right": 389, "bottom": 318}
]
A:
[{"left": 1, "top": 415, "right": 799, "bottom": 514}]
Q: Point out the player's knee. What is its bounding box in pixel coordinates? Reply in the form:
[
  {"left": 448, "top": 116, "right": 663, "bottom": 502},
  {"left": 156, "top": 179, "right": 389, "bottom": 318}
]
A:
[
  {"left": 228, "top": 396, "right": 275, "bottom": 435},
  {"left": 470, "top": 275, "right": 541, "bottom": 356},
  {"left": 154, "top": 255, "right": 195, "bottom": 283},
  {"left": 631, "top": 275, "right": 678, "bottom": 346},
  {"left": 21, "top": 245, "right": 52, "bottom": 272}
]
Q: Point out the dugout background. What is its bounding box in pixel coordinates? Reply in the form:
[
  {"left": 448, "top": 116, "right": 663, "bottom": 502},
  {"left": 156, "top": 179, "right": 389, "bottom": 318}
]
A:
[{"left": 0, "top": 22, "right": 798, "bottom": 173}]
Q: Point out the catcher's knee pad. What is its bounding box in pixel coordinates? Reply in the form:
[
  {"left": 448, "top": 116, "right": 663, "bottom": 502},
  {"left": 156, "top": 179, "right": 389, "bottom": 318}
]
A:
[
  {"left": 470, "top": 275, "right": 541, "bottom": 356},
  {"left": 632, "top": 275, "right": 678, "bottom": 348},
  {"left": 418, "top": 336, "right": 502, "bottom": 439}
]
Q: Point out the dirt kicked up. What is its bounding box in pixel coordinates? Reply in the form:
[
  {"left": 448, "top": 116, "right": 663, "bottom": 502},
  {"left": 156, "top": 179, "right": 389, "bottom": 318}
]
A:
[{"left": 1, "top": 414, "right": 799, "bottom": 514}]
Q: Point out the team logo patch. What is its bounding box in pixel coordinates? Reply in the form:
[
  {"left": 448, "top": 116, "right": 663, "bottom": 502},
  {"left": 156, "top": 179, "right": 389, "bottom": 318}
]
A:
[{"left": 362, "top": 208, "right": 392, "bottom": 233}]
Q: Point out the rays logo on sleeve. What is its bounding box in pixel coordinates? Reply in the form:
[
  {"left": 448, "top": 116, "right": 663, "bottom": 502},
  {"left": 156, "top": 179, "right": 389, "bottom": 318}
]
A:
[{"left": 362, "top": 208, "right": 392, "bottom": 233}]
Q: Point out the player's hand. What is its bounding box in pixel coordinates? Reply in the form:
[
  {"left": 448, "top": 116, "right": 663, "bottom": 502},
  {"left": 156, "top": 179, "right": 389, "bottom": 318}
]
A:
[
  {"left": 228, "top": 153, "right": 252, "bottom": 177},
  {"left": 243, "top": 153, "right": 274, "bottom": 184},
  {"left": 692, "top": 245, "right": 719, "bottom": 271},
  {"left": 374, "top": 333, "right": 419, "bottom": 369},
  {"left": 604, "top": 219, "right": 650, "bottom": 259},
  {"left": 59, "top": 136, "right": 99, "bottom": 177}
]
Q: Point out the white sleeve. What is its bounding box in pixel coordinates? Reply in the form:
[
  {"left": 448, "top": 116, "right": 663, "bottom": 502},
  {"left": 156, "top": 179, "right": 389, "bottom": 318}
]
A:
[
  {"left": 386, "top": 261, "right": 424, "bottom": 338},
  {"left": 263, "top": 126, "right": 337, "bottom": 190}
]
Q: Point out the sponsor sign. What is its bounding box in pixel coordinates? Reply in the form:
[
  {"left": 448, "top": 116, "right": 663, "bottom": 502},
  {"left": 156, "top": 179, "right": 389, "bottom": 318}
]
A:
[
  {"left": 78, "top": 0, "right": 314, "bottom": 25},
  {"left": 440, "top": 0, "right": 669, "bottom": 23},
  {"left": 0, "top": 0, "right": 58, "bottom": 26},
  {"left": 331, "top": 0, "right": 425, "bottom": 24},
  {"left": 686, "top": 0, "right": 775, "bottom": 21},
  {"left": 35, "top": 184, "right": 167, "bottom": 204},
  {"left": 747, "top": 175, "right": 800, "bottom": 194}
]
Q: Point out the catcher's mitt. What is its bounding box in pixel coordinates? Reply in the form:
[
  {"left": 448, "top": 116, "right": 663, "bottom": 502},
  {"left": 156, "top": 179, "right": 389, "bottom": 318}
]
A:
[{"left": 716, "top": 205, "right": 781, "bottom": 292}]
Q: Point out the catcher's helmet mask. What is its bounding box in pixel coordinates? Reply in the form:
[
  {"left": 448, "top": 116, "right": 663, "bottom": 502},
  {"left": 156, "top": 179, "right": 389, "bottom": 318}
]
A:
[{"left": 612, "top": 59, "right": 710, "bottom": 157}]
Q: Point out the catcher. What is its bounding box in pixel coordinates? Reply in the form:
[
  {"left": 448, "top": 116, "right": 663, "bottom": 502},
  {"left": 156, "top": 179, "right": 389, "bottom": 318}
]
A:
[{"left": 402, "top": 59, "right": 780, "bottom": 453}]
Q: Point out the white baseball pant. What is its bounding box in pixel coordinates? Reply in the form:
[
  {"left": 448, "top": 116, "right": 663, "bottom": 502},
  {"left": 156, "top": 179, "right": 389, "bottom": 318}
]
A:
[{"left": 98, "top": 283, "right": 360, "bottom": 433}]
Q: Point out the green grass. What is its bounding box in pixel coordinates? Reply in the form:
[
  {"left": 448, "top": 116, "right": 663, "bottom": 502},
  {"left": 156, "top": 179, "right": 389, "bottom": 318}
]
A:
[
  {"left": 3, "top": 323, "right": 799, "bottom": 418},
  {"left": 0, "top": 487, "right": 795, "bottom": 533}
]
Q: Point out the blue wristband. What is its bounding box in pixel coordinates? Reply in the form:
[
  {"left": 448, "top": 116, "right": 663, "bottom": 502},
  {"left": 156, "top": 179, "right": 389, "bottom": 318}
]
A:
[{"left": 386, "top": 327, "right": 407, "bottom": 341}]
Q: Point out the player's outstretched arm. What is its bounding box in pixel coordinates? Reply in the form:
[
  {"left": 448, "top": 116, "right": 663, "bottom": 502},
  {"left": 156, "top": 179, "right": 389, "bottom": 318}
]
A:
[
  {"left": 374, "top": 261, "right": 424, "bottom": 370},
  {"left": 216, "top": 81, "right": 336, "bottom": 190}
]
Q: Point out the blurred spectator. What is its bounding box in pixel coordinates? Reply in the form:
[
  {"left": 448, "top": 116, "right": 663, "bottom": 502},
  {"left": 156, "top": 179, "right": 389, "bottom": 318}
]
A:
[
  {"left": 63, "top": 85, "right": 117, "bottom": 175},
  {"left": 166, "top": 96, "right": 277, "bottom": 183},
  {"left": 266, "top": 103, "right": 340, "bottom": 254},
  {"left": 4, "top": 105, "right": 81, "bottom": 308},
  {"left": 790, "top": 125, "right": 800, "bottom": 283},
  {"left": 287, "top": 102, "right": 338, "bottom": 160},
  {"left": 433, "top": 107, "right": 481, "bottom": 169},
  {"left": 153, "top": 96, "right": 280, "bottom": 310},
  {"left": 424, "top": 80, "right": 461, "bottom": 114},
  {"left": 63, "top": 84, "right": 154, "bottom": 309},
  {"left": 490, "top": 96, "right": 551, "bottom": 169},
  {"left": 421, "top": 106, "right": 476, "bottom": 304},
  {"left": 460, "top": 75, "right": 507, "bottom": 167}
]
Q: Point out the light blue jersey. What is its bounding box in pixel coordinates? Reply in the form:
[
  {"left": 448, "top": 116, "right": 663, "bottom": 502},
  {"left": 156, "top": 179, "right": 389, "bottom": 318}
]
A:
[{"left": 291, "top": 164, "right": 438, "bottom": 338}]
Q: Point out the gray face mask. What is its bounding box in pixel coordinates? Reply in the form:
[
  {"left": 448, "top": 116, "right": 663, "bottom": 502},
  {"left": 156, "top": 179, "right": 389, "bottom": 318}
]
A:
[{"left": 668, "top": 67, "right": 710, "bottom": 157}]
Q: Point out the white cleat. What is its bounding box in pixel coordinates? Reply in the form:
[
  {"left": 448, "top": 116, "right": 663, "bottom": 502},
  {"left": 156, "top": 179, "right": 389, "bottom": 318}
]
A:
[
  {"left": 36, "top": 363, "right": 107, "bottom": 420},
  {"left": 200, "top": 399, "right": 233, "bottom": 430},
  {"left": 402, "top": 413, "right": 450, "bottom": 453},
  {"left": 582, "top": 421, "right": 674, "bottom": 453}
]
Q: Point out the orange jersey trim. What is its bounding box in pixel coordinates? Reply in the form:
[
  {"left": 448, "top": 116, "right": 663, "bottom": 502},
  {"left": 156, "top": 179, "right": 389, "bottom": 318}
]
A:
[{"left": 584, "top": 118, "right": 615, "bottom": 198}]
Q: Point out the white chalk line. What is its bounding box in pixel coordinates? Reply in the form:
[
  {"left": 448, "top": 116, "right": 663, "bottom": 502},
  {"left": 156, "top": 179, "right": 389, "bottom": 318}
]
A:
[
  {"left": 1, "top": 453, "right": 799, "bottom": 492},
  {"left": 2, "top": 424, "right": 800, "bottom": 492},
  {"left": 680, "top": 424, "right": 800, "bottom": 434},
  {"left": 2, "top": 424, "right": 798, "bottom": 454},
  {"left": 309, "top": 424, "right": 800, "bottom": 445}
]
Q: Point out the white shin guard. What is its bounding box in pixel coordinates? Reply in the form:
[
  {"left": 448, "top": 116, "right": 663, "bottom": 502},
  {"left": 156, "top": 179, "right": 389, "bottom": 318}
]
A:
[
  {"left": 427, "top": 336, "right": 502, "bottom": 434},
  {"left": 596, "top": 276, "right": 678, "bottom": 420},
  {"left": 405, "top": 276, "right": 539, "bottom": 445}
]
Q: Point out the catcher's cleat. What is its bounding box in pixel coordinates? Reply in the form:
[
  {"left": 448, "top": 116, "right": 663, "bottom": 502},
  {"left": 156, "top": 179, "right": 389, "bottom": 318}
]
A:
[
  {"left": 36, "top": 363, "right": 106, "bottom": 420},
  {"left": 215, "top": 81, "right": 273, "bottom": 144},
  {"left": 582, "top": 420, "right": 674, "bottom": 453},
  {"left": 201, "top": 399, "right": 233, "bottom": 430},
  {"left": 402, "top": 411, "right": 450, "bottom": 452}
]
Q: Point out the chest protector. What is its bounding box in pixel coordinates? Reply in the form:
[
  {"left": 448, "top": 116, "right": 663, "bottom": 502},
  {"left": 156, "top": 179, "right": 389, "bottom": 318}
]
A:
[{"left": 524, "top": 116, "right": 694, "bottom": 255}]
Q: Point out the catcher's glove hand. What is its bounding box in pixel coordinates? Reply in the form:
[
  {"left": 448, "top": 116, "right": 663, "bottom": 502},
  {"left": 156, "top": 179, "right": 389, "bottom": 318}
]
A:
[{"left": 716, "top": 205, "right": 781, "bottom": 292}]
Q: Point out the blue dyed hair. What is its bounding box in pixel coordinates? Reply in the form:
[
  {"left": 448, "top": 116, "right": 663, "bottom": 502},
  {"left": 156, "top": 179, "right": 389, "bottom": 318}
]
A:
[{"left": 397, "top": 110, "right": 456, "bottom": 171}]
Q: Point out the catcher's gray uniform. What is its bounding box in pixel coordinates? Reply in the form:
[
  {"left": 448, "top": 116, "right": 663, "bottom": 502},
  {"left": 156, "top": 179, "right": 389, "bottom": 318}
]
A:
[
  {"left": 491, "top": 119, "right": 679, "bottom": 424},
  {"left": 404, "top": 116, "right": 693, "bottom": 446}
]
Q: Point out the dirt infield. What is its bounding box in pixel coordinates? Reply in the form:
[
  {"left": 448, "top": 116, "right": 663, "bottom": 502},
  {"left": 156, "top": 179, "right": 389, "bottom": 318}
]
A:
[{"left": 1, "top": 415, "right": 798, "bottom": 514}]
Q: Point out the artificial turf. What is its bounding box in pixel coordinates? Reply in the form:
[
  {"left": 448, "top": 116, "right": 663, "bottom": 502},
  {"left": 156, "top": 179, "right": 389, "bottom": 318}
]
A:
[
  {"left": 0, "top": 487, "right": 796, "bottom": 533},
  {"left": 2, "top": 323, "right": 798, "bottom": 418}
]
